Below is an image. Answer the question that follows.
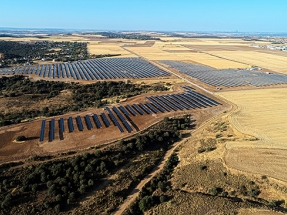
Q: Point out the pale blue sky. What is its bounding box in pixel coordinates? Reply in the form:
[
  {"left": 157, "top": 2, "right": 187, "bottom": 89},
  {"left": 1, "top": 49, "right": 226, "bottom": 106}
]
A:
[{"left": 1, "top": 0, "right": 286, "bottom": 32}]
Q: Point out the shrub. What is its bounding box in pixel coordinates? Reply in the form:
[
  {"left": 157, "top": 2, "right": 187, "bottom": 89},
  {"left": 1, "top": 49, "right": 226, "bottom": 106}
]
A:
[
  {"left": 159, "top": 195, "right": 166, "bottom": 203},
  {"left": 138, "top": 196, "right": 153, "bottom": 212},
  {"left": 54, "top": 204, "right": 61, "bottom": 213},
  {"left": 215, "top": 134, "right": 222, "bottom": 138},
  {"left": 268, "top": 200, "right": 277, "bottom": 208},
  {"left": 198, "top": 148, "right": 205, "bottom": 153},
  {"left": 222, "top": 191, "right": 228, "bottom": 197},
  {"left": 199, "top": 165, "right": 207, "bottom": 170},
  {"left": 209, "top": 187, "right": 218, "bottom": 196},
  {"left": 16, "top": 135, "right": 26, "bottom": 141}
]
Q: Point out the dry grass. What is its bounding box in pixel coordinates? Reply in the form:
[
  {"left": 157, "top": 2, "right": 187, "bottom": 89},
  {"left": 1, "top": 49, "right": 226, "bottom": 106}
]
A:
[
  {"left": 209, "top": 50, "right": 287, "bottom": 73},
  {"left": 3, "top": 36, "right": 284, "bottom": 72},
  {"left": 218, "top": 88, "right": 287, "bottom": 148},
  {"left": 127, "top": 42, "right": 248, "bottom": 69},
  {"left": 217, "top": 88, "right": 287, "bottom": 184},
  {"left": 145, "top": 117, "right": 287, "bottom": 214},
  {"left": 87, "top": 41, "right": 135, "bottom": 57}
]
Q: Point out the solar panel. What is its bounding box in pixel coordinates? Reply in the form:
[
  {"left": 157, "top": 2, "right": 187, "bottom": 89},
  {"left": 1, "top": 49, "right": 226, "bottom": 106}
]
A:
[
  {"left": 126, "top": 104, "right": 137, "bottom": 116},
  {"left": 156, "top": 96, "right": 178, "bottom": 111},
  {"left": 101, "top": 113, "right": 111, "bottom": 127},
  {"left": 138, "top": 103, "right": 151, "bottom": 114},
  {"left": 119, "top": 106, "right": 130, "bottom": 117},
  {"left": 68, "top": 117, "right": 75, "bottom": 132},
  {"left": 166, "top": 95, "right": 190, "bottom": 110},
  {"left": 105, "top": 107, "right": 124, "bottom": 132},
  {"left": 183, "top": 93, "right": 204, "bottom": 108},
  {"left": 132, "top": 104, "right": 145, "bottom": 115},
  {"left": 59, "top": 118, "right": 65, "bottom": 133},
  {"left": 176, "top": 94, "right": 197, "bottom": 109},
  {"left": 39, "top": 120, "right": 46, "bottom": 142},
  {"left": 49, "top": 119, "right": 55, "bottom": 142},
  {"left": 145, "top": 97, "right": 165, "bottom": 113},
  {"left": 144, "top": 102, "right": 158, "bottom": 113},
  {"left": 112, "top": 106, "right": 133, "bottom": 132},
  {"left": 0, "top": 58, "right": 171, "bottom": 81},
  {"left": 150, "top": 96, "right": 171, "bottom": 111},
  {"left": 76, "top": 116, "right": 84, "bottom": 131},
  {"left": 191, "top": 91, "right": 219, "bottom": 105},
  {"left": 85, "top": 115, "right": 93, "bottom": 130},
  {"left": 187, "top": 92, "right": 212, "bottom": 107},
  {"left": 162, "top": 95, "right": 184, "bottom": 110},
  {"left": 92, "top": 114, "right": 102, "bottom": 128}
]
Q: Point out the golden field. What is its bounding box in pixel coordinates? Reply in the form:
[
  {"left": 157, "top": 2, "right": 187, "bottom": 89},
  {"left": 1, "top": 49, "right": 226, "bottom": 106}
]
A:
[
  {"left": 2, "top": 35, "right": 287, "bottom": 72},
  {"left": 126, "top": 41, "right": 249, "bottom": 69},
  {"left": 217, "top": 88, "right": 287, "bottom": 182},
  {"left": 210, "top": 50, "right": 287, "bottom": 73}
]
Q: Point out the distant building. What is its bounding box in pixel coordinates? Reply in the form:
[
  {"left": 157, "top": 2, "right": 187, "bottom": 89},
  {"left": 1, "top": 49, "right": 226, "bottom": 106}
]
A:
[{"left": 0, "top": 53, "right": 4, "bottom": 59}]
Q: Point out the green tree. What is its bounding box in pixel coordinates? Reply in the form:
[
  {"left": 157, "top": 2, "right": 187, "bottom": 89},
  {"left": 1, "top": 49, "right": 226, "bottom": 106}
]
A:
[
  {"left": 138, "top": 196, "right": 153, "bottom": 212},
  {"left": 88, "top": 179, "right": 94, "bottom": 186},
  {"left": 54, "top": 204, "right": 61, "bottom": 213},
  {"left": 56, "top": 194, "right": 62, "bottom": 202},
  {"left": 159, "top": 195, "right": 166, "bottom": 203}
]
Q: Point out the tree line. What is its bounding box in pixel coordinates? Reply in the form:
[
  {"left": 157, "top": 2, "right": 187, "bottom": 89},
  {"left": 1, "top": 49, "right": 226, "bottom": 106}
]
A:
[
  {"left": 0, "top": 76, "right": 168, "bottom": 127},
  {"left": 0, "top": 116, "right": 190, "bottom": 214}
]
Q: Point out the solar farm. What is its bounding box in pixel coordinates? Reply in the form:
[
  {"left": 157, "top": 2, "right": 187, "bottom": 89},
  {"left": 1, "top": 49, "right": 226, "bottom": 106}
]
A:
[
  {"left": 0, "top": 57, "right": 170, "bottom": 80},
  {"left": 39, "top": 86, "right": 220, "bottom": 142},
  {"left": 161, "top": 60, "right": 287, "bottom": 87}
]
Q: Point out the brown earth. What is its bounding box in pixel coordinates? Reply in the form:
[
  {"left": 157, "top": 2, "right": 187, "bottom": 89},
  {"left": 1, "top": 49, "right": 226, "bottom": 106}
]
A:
[{"left": 0, "top": 85, "right": 228, "bottom": 164}]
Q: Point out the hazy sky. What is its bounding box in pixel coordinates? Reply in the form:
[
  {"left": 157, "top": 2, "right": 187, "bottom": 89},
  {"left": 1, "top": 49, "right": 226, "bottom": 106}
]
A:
[{"left": 1, "top": 0, "right": 286, "bottom": 32}]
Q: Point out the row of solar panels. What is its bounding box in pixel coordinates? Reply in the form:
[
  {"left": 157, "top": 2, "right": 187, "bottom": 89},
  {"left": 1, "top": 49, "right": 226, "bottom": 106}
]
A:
[
  {"left": 39, "top": 87, "right": 220, "bottom": 142},
  {"left": 161, "top": 60, "right": 287, "bottom": 87},
  {"left": 145, "top": 89, "right": 219, "bottom": 113},
  {"left": 0, "top": 58, "right": 170, "bottom": 80}
]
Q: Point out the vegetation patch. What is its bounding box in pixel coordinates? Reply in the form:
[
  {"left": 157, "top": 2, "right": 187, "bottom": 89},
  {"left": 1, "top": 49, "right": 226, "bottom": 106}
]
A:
[
  {"left": 0, "top": 75, "right": 169, "bottom": 127},
  {"left": 0, "top": 116, "right": 191, "bottom": 214}
]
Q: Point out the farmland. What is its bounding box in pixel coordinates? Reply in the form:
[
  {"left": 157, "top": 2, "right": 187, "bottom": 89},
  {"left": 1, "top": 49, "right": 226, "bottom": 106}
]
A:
[
  {"left": 218, "top": 88, "right": 287, "bottom": 183},
  {"left": 1, "top": 33, "right": 287, "bottom": 214}
]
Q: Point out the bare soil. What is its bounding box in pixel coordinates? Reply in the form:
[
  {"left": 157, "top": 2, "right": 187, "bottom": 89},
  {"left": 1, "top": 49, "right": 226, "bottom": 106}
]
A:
[{"left": 0, "top": 85, "right": 229, "bottom": 164}]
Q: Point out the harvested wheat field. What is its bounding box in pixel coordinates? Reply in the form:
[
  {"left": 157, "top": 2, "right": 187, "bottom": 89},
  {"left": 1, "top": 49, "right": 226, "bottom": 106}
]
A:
[
  {"left": 217, "top": 88, "right": 287, "bottom": 183},
  {"left": 88, "top": 41, "right": 135, "bottom": 57},
  {"left": 209, "top": 50, "right": 287, "bottom": 74},
  {"left": 126, "top": 42, "right": 248, "bottom": 69}
]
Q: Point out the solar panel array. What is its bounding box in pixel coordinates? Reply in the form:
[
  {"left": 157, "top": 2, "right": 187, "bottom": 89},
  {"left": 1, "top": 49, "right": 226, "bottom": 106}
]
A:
[
  {"left": 68, "top": 117, "right": 74, "bottom": 132},
  {"left": 105, "top": 107, "right": 124, "bottom": 132},
  {"left": 39, "top": 86, "right": 220, "bottom": 142},
  {"left": 85, "top": 115, "right": 93, "bottom": 130},
  {"left": 76, "top": 116, "right": 84, "bottom": 131},
  {"left": 93, "top": 114, "right": 102, "bottom": 128},
  {"left": 39, "top": 120, "right": 46, "bottom": 142},
  {"left": 112, "top": 106, "right": 133, "bottom": 132},
  {"left": 161, "top": 60, "right": 287, "bottom": 87},
  {"left": 145, "top": 88, "right": 219, "bottom": 112},
  {"left": 0, "top": 58, "right": 170, "bottom": 80},
  {"left": 49, "top": 119, "right": 55, "bottom": 142},
  {"left": 59, "top": 118, "right": 64, "bottom": 133}
]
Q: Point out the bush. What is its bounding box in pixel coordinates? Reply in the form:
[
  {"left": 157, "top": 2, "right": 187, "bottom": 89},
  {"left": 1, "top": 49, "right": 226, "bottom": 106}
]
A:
[
  {"left": 209, "top": 187, "right": 218, "bottom": 196},
  {"left": 16, "top": 135, "right": 26, "bottom": 141},
  {"left": 138, "top": 196, "right": 153, "bottom": 212},
  {"left": 215, "top": 134, "right": 222, "bottom": 138},
  {"left": 222, "top": 191, "right": 228, "bottom": 197},
  {"left": 54, "top": 204, "right": 61, "bottom": 213},
  {"left": 268, "top": 200, "right": 277, "bottom": 208},
  {"left": 159, "top": 195, "right": 166, "bottom": 203},
  {"left": 56, "top": 194, "right": 62, "bottom": 202},
  {"left": 198, "top": 148, "right": 205, "bottom": 153},
  {"left": 199, "top": 165, "right": 207, "bottom": 170}
]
